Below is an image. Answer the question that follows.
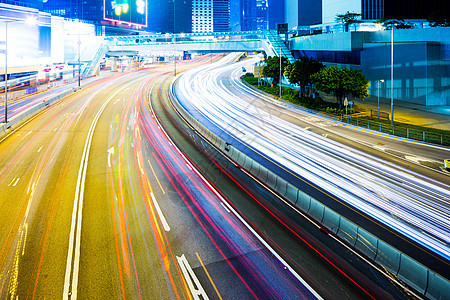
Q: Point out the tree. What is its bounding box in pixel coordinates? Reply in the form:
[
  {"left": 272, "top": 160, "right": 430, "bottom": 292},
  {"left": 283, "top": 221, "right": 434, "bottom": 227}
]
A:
[
  {"left": 335, "top": 11, "right": 362, "bottom": 32},
  {"left": 311, "top": 66, "right": 369, "bottom": 108},
  {"left": 376, "top": 18, "right": 414, "bottom": 29},
  {"left": 284, "top": 56, "right": 324, "bottom": 97},
  {"left": 427, "top": 11, "right": 450, "bottom": 27},
  {"left": 262, "top": 56, "right": 289, "bottom": 86}
]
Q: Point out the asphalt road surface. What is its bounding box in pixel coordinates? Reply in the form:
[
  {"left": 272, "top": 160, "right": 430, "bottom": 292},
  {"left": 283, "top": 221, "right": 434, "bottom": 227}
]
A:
[{"left": 0, "top": 57, "right": 323, "bottom": 299}]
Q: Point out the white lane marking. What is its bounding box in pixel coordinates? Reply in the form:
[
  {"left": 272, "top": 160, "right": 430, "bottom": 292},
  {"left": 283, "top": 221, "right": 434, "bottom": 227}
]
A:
[
  {"left": 150, "top": 192, "right": 170, "bottom": 232},
  {"left": 37, "top": 146, "right": 43, "bottom": 153},
  {"left": 54, "top": 127, "right": 58, "bottom": 132},
  {"left": 404, "top": 155, "right": 440, "bottom": 164},
  {"left": 63, "top": 86, "right": 128, "bottom": 300},
  {"left": 12, "top": 178, "right": 20, "bottom": 187},
  {"left": 107, "top": 147, "right": 114, "bottom": 168},
  {"left": 151, "top": 87, "right": 322, "bottom": 299},
  {"left": 8, "top": 178, "right": 16, "bottom": 186},
  {"left": 176, "top": 254, "right": 209, "bottom": 300},
  {"left": 113, "top": 98, "right": 121, "bottom": 104},
  {"left": 220, "top": 202, "right": 230, "bottom": 213}
]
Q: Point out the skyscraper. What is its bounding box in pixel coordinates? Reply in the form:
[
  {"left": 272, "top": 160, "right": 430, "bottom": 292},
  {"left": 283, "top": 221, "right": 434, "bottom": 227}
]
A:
[
  {"left": 42, "top": 0, "right": 102, "bottom": 23},
  {"left": 0, "top": 0, "right": 43, "bottom": 10},
  {"left": 267, "top": 0, "right": 284, "bottom": 29},
  {"left": 323, "top": 0, "right": 441, "bottom": 25},
  {"left": 192, "top": 0, "right": 229, "bottom": 32},
  {"left": 240, "top": 0, "right": 268, "bottom": 31},
  {"left": 286, "top": 0, "right": 322, "bottom": 29}
]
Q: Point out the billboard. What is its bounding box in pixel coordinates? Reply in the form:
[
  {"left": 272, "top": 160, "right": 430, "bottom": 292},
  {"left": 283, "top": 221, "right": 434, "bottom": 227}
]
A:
[{"left": 103, "top": 0, "right": 148, "bottom": 27}]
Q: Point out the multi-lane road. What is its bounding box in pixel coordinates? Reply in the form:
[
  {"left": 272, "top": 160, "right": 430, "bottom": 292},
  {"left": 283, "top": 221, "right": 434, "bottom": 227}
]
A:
[
  {"left": 173, "top": 54, "right": 450, "bottom": 277},
  {"left": 0, "top": 57, "right": 338, "bottom": 299},
  {"left": 0, "top": 53, "right": 446, "bottom": 299}
]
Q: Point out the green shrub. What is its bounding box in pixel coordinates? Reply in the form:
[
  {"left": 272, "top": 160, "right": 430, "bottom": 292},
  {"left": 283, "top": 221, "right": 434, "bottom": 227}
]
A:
[{"left": 243, "top": 76, "right": 258, "bottom": 85}]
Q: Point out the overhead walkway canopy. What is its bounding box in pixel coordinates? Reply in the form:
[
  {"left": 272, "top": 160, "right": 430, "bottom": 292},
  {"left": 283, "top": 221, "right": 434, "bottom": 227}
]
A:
[
  {"left": 80, "top": 31, "right": 296, "bottom": 78},
  {"left": 103, "top": 30, "right": 295, "bottom": 62}
]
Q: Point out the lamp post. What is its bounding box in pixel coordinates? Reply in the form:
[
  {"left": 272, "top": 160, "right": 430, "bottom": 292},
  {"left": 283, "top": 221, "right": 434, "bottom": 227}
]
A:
[
  {"left": 279, "top": 45, "right": 282, "bottom": 98},
  {"left": 77, "top": 35, "right": 81, "bottom": 86},
  {"left": 3, "top": 16, "right": 37, "bottom": 124},
  {"left": 173, "top": 34, "right": 176, "bottom": 76},
  {"left": 377, "top": 79, "right": 384, "bottom": 119},
  {"left": 390, "top": 27, "right": 394, "bottom": 126},
  {"left": 173, "top": 0, "right": 176, "bottom": 76}
]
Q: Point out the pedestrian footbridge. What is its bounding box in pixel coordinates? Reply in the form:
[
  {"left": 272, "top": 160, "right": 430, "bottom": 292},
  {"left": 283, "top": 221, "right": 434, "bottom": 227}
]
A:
[{"left": 81, "top": 30, "right": 295, "bottom": 77}]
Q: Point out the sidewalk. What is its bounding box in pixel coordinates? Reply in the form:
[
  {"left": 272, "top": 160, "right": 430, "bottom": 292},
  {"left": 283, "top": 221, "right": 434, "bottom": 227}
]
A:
[{"left": 321, "top": 93, "right": 450, "bottom": 131}]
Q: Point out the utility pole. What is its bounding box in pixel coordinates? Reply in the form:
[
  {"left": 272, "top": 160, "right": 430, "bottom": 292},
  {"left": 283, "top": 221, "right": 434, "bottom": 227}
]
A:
[
  {"left": 279, "top": 46, "right": 282, "bottom": 98},
  {"left": 78, "top": 35, "right": 81, "bottom": 87},
  {"left": 4, "top": 22, "right": 8, "bottom": 124},
  {"left": 390, "top": 27, "right": 394, "bottom": 126}
]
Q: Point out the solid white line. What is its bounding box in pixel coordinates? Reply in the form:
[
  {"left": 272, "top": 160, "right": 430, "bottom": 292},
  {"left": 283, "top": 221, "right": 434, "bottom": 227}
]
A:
[
  {"left": 150, "top": 85, "right": 322, "bottom": 299},
  {"left": 220, "top": 202, "right": 230, "bottom": 213},
  {"left": 150, "top": 192, "right": 170, "bottom": 232},
  {"left": 63, "top": 85, "right": 130, "bottom": 300}
]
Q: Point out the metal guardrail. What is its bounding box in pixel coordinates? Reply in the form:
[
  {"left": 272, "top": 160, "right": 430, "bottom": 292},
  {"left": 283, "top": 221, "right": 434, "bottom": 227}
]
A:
[{"left": 340, "top": 116, "right": 450, "bottom": 146}]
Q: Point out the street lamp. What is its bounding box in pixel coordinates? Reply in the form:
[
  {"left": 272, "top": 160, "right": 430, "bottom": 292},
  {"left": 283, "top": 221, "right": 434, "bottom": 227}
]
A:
[
  {"left": 390, "top": 26, "right": 394, "bottom": 126},
  {"left": 279, "top": 45, "right": 282, "bottom": 98},
  {"left": 377, "top": 79, "right": 384, "bottom": 119},
  {"left": 173, "top": 34, "right": 176, "bottom": 76},
  {"left": 3, "top": 16, "right": 37, "bottom": 124},
  {"left": 77, "top": 35, "right": 81, "bottom": 86}
]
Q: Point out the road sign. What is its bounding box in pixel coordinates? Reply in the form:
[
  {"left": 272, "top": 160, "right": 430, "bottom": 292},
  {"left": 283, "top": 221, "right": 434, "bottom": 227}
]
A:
[{"left": 344, "top": 97, "right": 348, "bottom": 106}]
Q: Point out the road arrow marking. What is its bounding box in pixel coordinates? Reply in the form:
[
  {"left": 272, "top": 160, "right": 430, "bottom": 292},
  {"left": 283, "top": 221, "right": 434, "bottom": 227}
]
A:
[
  {"left": 176, "top": 254, "right": 209, "bottom": 300},
  {"left": 107, "top": 147, "right": 114, "bottom": 167}
]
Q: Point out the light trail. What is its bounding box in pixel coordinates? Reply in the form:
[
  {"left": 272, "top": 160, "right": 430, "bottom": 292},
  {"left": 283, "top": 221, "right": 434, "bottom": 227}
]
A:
[{"left": 173, "top": 53, "right": 450, "bottom": 262}]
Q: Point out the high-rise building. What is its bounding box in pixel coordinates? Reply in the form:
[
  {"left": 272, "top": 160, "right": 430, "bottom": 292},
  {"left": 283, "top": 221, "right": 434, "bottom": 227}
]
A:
[
  {"left": 192, "top": 0, "right": 213, "bottom": 32},
  {"left": 267, "top": 0, "right": 284, "bottom": 30},
  {"left": 286, "top": 0, "right": 322, "bottom": 29},
  {"left": 240, "top": 0, "right": 268, "bottom": 31},
  {"left": 323, "top": 0, "right": 441, "bottom": 25},
  {"left": 162, "top": 0, "right": 192, "bottom": 33},
  {"left": 192, "top": 0, "right": 229, "bottom": 32},
  {"left": 0, "top": 0, "right": 43, "bottom": 10},
  {"left": 214, "top": 0, "right": 230, "bottom": 31},
  {"left": 42, "top": 0, "right": 102, "bottom": 24}
]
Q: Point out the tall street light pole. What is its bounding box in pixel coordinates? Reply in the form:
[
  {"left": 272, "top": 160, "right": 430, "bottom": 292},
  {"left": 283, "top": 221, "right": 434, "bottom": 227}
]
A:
[
  {"left": 377, "top": 79, "right": 384, "bottom": 119},
  {"left": 279, "top": 45, "right": 282, "bottom": 98},
  {"left": 78, "top": 35, "right": 81, "bottom": 87},
  {"left": 173, "top": 34, "right": 176, "bottom": 76},
  {"left": 390, "top": 27, "right": 394, "bottom": 126},
  {"left": 4, "top": 21, "right": 8, "bottom": 124},
  {"left": 173, "top": 0, "right": 176, "bottom": 76}
]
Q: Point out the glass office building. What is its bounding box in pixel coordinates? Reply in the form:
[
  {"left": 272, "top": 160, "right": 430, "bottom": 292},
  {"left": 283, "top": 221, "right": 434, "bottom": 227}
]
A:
[
  {"left": 42, "top": 0, "right": 102, "bottom": 24},
  {"left": 192, "top": 0, "right": 229, "bottom": 32}
]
